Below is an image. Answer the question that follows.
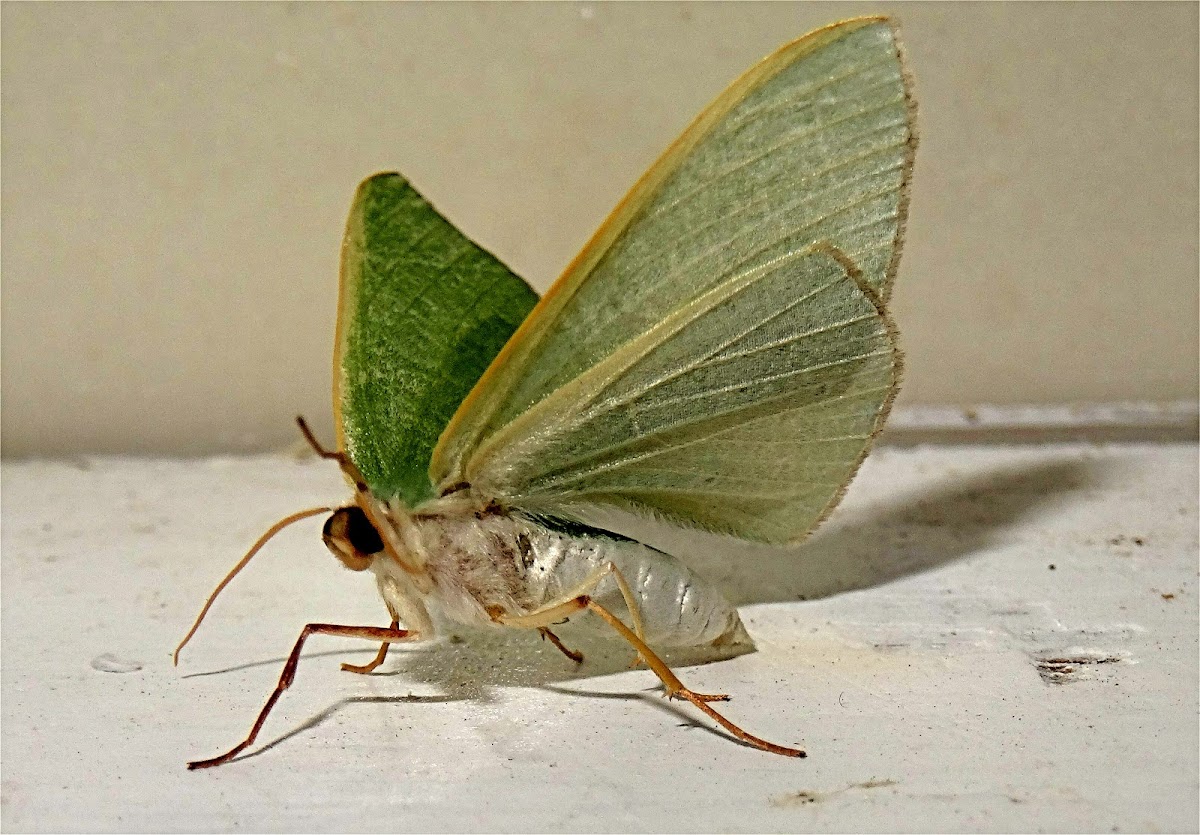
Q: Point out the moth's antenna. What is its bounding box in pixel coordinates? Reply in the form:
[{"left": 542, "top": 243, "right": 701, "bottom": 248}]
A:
[
  {"left": 296, "top": 415, "right": 340, "bottom": 461},
  {"left": 173, "top": 505, "right": 333, "bottom": 666},
  {"left": 296, "top": 415, "right": 372, "bottom": 493}
]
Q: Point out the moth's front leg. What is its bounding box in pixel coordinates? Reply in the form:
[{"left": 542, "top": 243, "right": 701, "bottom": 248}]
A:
[{"left": 187, "top": 622, "right": 417, "bottom": 770}]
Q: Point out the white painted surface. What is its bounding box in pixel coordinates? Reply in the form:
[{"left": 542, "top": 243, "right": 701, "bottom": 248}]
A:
[{"left": 2, "top": 443, "right": 1197, "bottom": 832}]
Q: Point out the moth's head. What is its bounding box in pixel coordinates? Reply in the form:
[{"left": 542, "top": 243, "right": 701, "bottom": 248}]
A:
[{"left": 322, "top": 504, "right": 384, "bottom": 571}]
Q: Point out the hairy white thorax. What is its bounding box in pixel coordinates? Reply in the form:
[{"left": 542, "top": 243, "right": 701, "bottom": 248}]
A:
[{"left": 366, "top": 496, "right": 748, "bottom": 649}]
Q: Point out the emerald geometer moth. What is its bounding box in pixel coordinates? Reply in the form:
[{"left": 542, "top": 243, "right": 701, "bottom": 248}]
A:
[{"left": 176, "top": 15, "right": 917, "bottom": 769}]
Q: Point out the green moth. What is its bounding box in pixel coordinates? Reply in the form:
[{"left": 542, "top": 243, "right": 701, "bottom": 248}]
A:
[{"left": 178, "top": 15, "right": 917, "bottom": 769}]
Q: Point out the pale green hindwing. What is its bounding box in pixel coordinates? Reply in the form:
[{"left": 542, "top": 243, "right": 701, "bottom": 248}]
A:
[
  {"left": 431, "top": 17, "right": 914, "bottom": 543},
  {"left": 471, "top": 246, "right": 898, "bottom": 542}
]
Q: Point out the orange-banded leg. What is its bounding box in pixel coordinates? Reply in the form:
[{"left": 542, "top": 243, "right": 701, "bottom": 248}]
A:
[
  {"left": 585, "top": 600, "right": 804, "bottom": 758},
  {"left": 496, "top": 564, "right": 804, "bottom": 758},
  {"left": 188, "top": 622, "right": 415, "bottom": 770}
]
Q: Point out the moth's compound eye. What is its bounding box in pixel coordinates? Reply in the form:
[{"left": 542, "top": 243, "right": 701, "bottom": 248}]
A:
[
  {"left": 344, "top": 505, "right": 385, "bottom": 554},
  {"left": 322, "top": 506, "right": 382, "bottom": 571}
]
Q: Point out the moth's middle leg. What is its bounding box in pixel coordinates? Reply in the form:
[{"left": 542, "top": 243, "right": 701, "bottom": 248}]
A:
[
  {"left": 537, "top": 626, "right": 583, "bottom": 663},
  {"left": 340, "top": 618, "right": 400, "bottom": 674},
  {"left": 341, "top": 600, "right": 402, "bottom": 674}
]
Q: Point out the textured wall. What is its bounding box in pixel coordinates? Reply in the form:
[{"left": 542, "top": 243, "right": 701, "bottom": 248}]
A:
[{"left": 3, "top": 2, "right": 1196, "bottom": 455}]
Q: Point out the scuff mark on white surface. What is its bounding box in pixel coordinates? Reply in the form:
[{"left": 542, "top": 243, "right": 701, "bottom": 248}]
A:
[
  {"left": 1031, "top": 650, "right": 1127, "bottom": 685},
  {"left": 771, "top": 777, "right": 899, "bottom": 807}
]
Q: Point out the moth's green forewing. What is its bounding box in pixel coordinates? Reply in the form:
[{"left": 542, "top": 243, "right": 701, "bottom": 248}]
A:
[{"left": 336, "top": 173, "right": 538, "bottom": 506}]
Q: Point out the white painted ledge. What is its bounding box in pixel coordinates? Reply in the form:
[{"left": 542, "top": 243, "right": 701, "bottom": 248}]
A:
[
  {"left": 2, "top": 441, "right": 1197, "bottom": 832},
  {"left": 881, "top": 401, "right": 1199, "bottom": 444}
]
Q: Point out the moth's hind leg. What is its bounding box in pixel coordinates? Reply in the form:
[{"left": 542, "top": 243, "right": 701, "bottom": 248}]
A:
[
  {"left": 497, "top": 562, "right": 723, "bottom": 702},
  {"left": 187, "top": 622, "right": 416, "bottom": 769},
  {"left": 499, "top": 574, "right": 802, "bottom": 757},
  {"left": 584, "top": 600, "right": 805, "bottom": 758}
]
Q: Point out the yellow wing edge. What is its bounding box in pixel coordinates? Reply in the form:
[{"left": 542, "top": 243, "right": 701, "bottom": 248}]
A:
[
  {"left": 331, "top": 173, "right": 381, "bottom": 458},
  {"left": 430, "top": 15, "right": 916, "bottom": 487}
]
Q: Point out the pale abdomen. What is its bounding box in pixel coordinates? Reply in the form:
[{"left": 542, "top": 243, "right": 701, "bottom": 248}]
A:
[{"left": 415, "top": 510, "right": 748, "bottom": 649}]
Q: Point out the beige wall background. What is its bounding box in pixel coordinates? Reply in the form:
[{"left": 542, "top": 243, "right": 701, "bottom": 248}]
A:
[{"left": 3, "top": 2, "right": 1197, "bottom": 457}]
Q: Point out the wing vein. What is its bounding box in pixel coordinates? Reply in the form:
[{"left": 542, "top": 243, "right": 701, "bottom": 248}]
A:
[
  {"left": 605, "top": 164, "right": 909, "bottom": 339},
  {"left": 648, "top": 157, "right": 905, "bottom": 267},
  {"left": 529, "top": 378, "right": 894, "bottom": 492},
  {"left": 648, "top": 103, "right": 907, "bottom": 220},
  {"left": 722, "top": 54, "right": 901, "bottom": 134},
  {"left": 568, "top": 483, "right": 849, "bottom": 502},
  {"left": 596, "top": 274, "right": 847, "bottom": 411},
  {"left": 649, "top": 346, "right": 891, "bottom": 412}
]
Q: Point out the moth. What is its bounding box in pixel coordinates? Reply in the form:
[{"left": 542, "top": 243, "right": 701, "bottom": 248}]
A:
[{"left": 176, "top": 15, "right": 916, "bottom": 769}]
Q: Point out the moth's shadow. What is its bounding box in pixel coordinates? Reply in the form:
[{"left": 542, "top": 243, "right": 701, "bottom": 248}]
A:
[
  {"left": 384, "top": 622, "right": 748, "bottom": 694},
  {"left": 655, "top": 454, "right": 1106, "bottom": 606}
]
